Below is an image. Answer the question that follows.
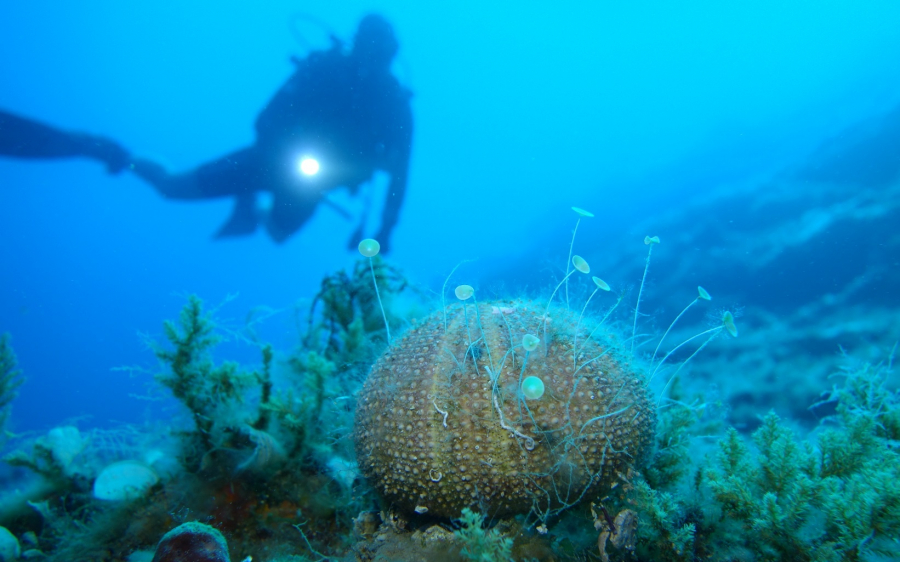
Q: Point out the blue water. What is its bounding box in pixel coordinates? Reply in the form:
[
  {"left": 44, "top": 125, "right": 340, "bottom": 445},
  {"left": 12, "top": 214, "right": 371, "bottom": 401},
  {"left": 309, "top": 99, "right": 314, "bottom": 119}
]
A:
[{"left": 2, "top": 1, "right": 900, "bottom": 433}]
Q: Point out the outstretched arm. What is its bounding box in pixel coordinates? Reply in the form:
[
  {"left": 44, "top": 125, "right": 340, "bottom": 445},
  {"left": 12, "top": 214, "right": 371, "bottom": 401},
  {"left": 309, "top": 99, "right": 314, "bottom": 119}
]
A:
[
  {"left": 375, "top": 103, "right": 413, "bottom": 254},
  {"left": 0, "top": 109, "right": 129, "bottom": 173}
]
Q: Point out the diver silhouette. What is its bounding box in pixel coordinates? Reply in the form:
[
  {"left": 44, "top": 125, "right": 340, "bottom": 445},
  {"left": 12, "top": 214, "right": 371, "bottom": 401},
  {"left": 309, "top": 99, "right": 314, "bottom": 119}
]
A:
[
  {"left": 130, "top": 14, "right": 413, "bottom": 252},
  {"left": 0, "top": 109, "right": 129, "bottom": 174}
]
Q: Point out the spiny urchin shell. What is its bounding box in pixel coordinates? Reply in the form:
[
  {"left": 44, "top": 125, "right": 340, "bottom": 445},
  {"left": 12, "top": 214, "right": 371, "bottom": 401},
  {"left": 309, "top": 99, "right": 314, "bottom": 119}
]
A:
[{"left": 354, "top": 299, "right": 655, "bottom": 519}]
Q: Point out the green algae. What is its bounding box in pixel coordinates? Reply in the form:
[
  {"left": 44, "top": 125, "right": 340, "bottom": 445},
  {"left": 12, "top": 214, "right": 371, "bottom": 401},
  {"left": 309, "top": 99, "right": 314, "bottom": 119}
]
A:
[
  {"left": 593, "top": 358, "right": 900, "bottom": 562},
  {"left": 0, "top": 254, "right": 898, "bottom": 560},
  {"left": 0, "top": 334, "right": 24, "bottom": 444}
]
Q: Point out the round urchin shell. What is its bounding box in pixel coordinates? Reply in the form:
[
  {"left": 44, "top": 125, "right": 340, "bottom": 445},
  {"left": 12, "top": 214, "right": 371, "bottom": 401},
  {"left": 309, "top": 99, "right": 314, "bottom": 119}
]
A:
[{"left": 354, "top": 299, "right": 655, "bottom": 519}]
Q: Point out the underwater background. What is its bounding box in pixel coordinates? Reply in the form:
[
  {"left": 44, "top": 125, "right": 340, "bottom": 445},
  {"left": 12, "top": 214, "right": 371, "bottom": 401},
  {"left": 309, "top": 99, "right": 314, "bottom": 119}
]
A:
[{"left": 2, "top": 2, "right": 900, "bottom": 561}]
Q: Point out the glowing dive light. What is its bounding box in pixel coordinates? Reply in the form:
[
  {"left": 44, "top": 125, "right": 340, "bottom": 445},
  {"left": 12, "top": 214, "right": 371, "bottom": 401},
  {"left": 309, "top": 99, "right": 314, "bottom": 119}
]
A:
[{"left": 298, "top": 156, "right": 320, "bottom": 176}]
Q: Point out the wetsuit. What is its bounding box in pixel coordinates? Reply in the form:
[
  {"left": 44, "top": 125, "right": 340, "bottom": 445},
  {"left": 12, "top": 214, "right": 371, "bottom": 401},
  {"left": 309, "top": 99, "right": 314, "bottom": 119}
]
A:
[
  {"left": 196, "top": 44, "right": 413, "bottom": 245},
  {"left": 0, "top": 109, "right": 128, "bottom": 173},
  {"left": 132, "top": 23, "right": 413, "bottom": 249}
]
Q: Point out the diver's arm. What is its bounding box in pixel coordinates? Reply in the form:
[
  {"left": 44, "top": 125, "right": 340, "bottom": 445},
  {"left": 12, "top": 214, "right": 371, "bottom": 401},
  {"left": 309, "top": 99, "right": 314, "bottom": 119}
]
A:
[
  {"left": 375, "top": 106, "right": 413, "bottom": 253},
  {"left": 0, "top": 110, "right": 83, "bottom": 157},
  {"left": 0, "top": 109, "right": 128, "bottom": 172}
]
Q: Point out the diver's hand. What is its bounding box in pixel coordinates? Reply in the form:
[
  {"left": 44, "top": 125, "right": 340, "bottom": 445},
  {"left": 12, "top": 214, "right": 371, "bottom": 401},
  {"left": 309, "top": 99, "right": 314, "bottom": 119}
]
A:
[{"left": 76, "top": 133, "right": 130, "bottom": 174}]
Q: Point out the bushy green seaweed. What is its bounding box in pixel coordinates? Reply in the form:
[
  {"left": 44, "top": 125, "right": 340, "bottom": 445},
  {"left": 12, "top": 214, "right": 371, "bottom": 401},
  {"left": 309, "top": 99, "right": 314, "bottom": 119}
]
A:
[
  {"left": 305, "top": 256, "right": 411, "bottom": 357},
  {"left": 455, "top": 508, "right": 514, "bottom": 562},
  {"left": 704, "top": 415, "right": 822, "bottom": 559},
  {"left": 0, "top": 259, "right": 417, "bottom": 561},
  {"left": 625, "top": 476, "right": 697, "bottom": 560},
  {"left": 141, "top": 262, "right": 416, "bottom": 557},
  {"left": 152, "top": 295, "right": 261, "bottom": 455},
  {"left": 0, "top": 333, "right": 24, "bottom": 444},
  {"left": 607, "top": 358, "right": 900, "bottom": 562},
  {"left": 644, "top": 384, "right": 716, "bottom": 490}
]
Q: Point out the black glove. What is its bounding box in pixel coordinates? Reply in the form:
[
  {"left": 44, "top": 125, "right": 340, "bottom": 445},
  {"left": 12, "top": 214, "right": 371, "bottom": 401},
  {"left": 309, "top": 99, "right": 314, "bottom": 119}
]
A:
[{"left": 77, "top": 133, "right": 130, "bottom": 174}]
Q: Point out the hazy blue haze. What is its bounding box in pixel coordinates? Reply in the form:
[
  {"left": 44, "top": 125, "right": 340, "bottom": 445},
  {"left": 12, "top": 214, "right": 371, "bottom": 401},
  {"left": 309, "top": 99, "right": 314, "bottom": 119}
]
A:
[{"left": 2, "top": 1, "right": 900, "bottom": 431}]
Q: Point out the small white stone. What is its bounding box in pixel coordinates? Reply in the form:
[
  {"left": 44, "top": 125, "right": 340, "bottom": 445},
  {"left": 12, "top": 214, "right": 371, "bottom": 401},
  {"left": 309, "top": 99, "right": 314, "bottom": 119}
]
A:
[{"left": 93, "top": 460, "right": 159, "bottom": 501}]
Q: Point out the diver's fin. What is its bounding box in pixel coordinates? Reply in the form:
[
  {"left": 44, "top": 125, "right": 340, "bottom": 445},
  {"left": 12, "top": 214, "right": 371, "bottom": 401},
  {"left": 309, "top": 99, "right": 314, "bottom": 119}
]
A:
[
  {"left": 346, "top": 222, "right": 364, "bottom": 250},
  {"left": 345, "top": 186, "right": 371, "bottom": 249},
  {"left": 215, "top": 193, "right": 259, "bottom": 238}
]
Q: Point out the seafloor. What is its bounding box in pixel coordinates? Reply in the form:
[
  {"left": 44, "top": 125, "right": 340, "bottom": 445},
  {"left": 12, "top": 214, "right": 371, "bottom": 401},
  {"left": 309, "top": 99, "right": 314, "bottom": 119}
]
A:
[{"left": 0, "top": 104, "right": 899, "bottom": 562}]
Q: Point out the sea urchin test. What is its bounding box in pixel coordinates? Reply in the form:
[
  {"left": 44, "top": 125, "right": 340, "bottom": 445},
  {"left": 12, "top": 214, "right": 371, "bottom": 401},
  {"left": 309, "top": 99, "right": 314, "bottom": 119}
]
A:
[{"left": 354, "top": 297, "right": 656, "bottom": 519}]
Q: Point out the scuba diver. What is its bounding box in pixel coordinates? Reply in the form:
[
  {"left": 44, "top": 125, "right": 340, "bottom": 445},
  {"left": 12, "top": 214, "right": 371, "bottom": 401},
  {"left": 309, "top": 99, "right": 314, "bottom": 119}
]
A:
[
  {"left": 0, "top": 109, "right": 129, "bottom": 173},
  {"left": 130, "top": 14, "right": 413, "bottom": 252}
]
